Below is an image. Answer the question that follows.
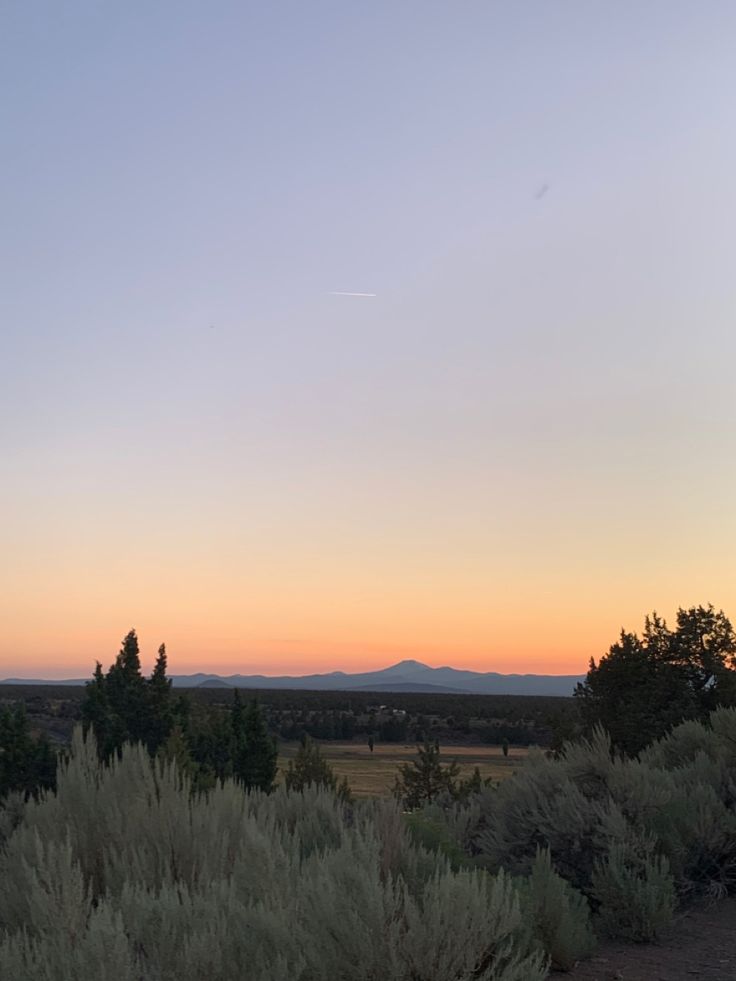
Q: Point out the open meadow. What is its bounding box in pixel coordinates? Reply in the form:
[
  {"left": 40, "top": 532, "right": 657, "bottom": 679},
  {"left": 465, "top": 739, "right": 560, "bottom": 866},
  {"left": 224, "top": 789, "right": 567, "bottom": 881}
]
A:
[{"left": 278, "top": 741, "right": 528, "bottom": 797}]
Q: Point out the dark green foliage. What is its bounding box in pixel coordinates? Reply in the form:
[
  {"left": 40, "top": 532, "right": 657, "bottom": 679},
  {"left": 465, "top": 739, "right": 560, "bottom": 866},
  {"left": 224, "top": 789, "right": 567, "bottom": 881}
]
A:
[
  {"left": 82, "top": 630, "right": 174, "bottom": 758},
  {"left": 0, "top": 705, "right": 56, "bottom": 800},
  {"left": 576, "top": 605, "right": 736, "bottom": 754},
  {"left": 5, "top": 682, "right": 574, "bottom": 751},
  {"left": 79, "top": 634, "right": 276, "bottom": 795},
  {"left": 230, "top": 692, "right": 278, "bottom": 792},
  {"left": 404, "top": 809, "right": 472, "bottom": 871},
  {"left": 80, "top": 662, "right": 111, "bottom": 751},
  {"left": 377, "top": 713, "right": 409, "bottom": 742},
  {"left": 393, "top": 739, "right": 460, "bottom": 810},
  {"left": 105, "top": 629, "right": 148, "bottom": 746},
  {"left": 185, "top": 701, "right": 235, "bottom": 784},
  {"left": 283, "top": 735, "right": 351, "bottom": 802},
  {"left": 146, "top": 644, "right": 173, "bottom": 754},
  {"left": 455, "top": 765, "right": 494, "bottom": 802},
  {"left": 156, "top": 725, "right": 195, "bottom": 779}
]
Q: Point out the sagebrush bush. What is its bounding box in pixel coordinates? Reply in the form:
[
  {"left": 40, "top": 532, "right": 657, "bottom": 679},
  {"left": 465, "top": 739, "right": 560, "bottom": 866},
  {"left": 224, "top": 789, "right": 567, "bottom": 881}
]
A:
[
  {"left": 474, "top": 747, "right": 609, "bottom": 891},
  {"left": 517, "top": 848, "right": 596, "bottom": 971},
  {"left": 0, "top": 730, "right": 547, "bottom": 981},
  {"left": 425, "top": 708, "right": 736, "bottom": 944},
  {"left": 591, "top": 841, "right": 675, "bottom": 941},
  {"left": 3, "top": 708, "right": 736, "bottom": 977}
]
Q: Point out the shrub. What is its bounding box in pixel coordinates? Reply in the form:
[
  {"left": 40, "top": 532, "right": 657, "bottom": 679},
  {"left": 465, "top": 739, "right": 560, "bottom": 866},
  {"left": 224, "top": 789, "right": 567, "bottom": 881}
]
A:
[
  {"left": 591, "top": 841, "right": 675, "bottom": 941},
  {"left": 403, "top": 808, "right": 472, "bottom": 871},
  {"left": 518, "top": 848, "right": 596, "bottom": 971},
  {"left": 474, "top": 748, "right": 608, "bottom": 891},
  {"left": 0, "top": 729, "right": 546, "bottom": 980}
]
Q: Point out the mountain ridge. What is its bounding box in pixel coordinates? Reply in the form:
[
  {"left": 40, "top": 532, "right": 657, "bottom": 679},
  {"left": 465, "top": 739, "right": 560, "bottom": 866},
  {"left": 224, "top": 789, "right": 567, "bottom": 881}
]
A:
[{"left": 0, "top": 658, "right": 583, "bottom": 696}]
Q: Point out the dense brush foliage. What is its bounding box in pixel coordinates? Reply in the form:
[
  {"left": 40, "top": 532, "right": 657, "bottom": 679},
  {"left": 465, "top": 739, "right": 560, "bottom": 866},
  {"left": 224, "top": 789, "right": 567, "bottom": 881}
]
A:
[
  {"left": 418, "top": 707, "right": 736, "bottom": 944},
  {"left": 2, "top": 709, "right": 736, "bottom": 976},
  {"left": 0, "top": 731, "right": 547, "bottom": 981}
]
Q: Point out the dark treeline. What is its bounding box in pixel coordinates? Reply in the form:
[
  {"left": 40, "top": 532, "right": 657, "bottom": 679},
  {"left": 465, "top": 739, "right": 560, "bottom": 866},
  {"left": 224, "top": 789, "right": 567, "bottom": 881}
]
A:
[
  {"left": 0, "top": 682, "right": 572, "bottom": 752},
  {"left": 574, "top": 603, "right": 736, "bottom": 754}
]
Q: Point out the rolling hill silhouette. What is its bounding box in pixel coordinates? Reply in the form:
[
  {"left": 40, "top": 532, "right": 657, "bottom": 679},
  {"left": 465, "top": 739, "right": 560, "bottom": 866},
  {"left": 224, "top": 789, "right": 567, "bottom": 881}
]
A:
[{"left": 2, "top": 659, "right": 582, "bottom": 696}]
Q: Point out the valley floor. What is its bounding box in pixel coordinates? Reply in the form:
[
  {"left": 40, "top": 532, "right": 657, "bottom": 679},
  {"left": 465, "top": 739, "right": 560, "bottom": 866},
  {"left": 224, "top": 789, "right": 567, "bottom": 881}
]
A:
[{"left": 277, "top": 741, "right": 527, "bottom": 796}]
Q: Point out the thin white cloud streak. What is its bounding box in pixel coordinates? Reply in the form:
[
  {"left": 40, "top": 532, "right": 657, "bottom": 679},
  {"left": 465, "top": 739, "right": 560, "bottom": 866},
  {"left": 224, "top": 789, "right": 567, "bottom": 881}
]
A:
[{"left": 328, "top": 291, "right": 377, "bottom": 297}]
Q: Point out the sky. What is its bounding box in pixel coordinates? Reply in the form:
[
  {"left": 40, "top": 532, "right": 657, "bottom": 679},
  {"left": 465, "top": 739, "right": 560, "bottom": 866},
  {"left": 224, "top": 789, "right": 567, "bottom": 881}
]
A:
[{"left": 2, "top": 2, "right": 736, "bottom": 679}]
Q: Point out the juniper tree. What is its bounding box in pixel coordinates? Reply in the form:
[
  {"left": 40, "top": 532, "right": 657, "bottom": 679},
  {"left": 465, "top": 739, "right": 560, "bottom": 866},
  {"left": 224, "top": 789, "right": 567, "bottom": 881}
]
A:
[
  {"left": 81, "top": 662, "right": 112, "bottom": 754},
  {"left": 146, "top": 644, "right": 173, "bottom": 753},
  {"left": 393, "top": 739, "right": 460, "bottom": 809},
  {"left": 104, "top": 629, "right": 148, "bottom": 748},
  {"left": 81, "top": 630, "right": 173, "bottom": 758},
  {"left": 188, "top": 706, "right": 234, "bottom": 781},
  {"left": 283, "top": 735, "right": 351, "bottom": 802},
  {"left": 231, "top": 693, "right": 278, "bottom": 792},
  {"left": 0, "top": 705, "right": 56, "bottom": 800},
  {"left": 575, "top": 605, "right": 736, "bottom": 754}
]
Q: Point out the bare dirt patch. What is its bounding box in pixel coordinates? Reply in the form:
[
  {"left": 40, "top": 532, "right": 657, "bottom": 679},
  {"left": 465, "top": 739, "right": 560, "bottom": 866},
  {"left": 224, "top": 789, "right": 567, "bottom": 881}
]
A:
[{"left": 565, "top": 899, "right": 736, "bottom": 981}]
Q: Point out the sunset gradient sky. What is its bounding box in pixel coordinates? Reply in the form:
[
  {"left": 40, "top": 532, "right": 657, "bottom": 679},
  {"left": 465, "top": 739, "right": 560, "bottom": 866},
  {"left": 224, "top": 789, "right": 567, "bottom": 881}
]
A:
[{"left": 2, "top": 3, "right": 736, "bottom": 679}]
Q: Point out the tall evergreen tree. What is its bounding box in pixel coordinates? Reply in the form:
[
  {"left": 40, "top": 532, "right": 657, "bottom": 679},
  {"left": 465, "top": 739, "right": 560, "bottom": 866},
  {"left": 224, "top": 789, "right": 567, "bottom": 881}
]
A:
[
  {"left": 105, "top": 629, "right": 147, "bottom": 746},
  {"left": 189, "top": 705, "right": 235, "bottom": 781},
  {"left": 231, "top": 695, "right": 278, "bottom": 792},
  {"left": 146, "top": 644, "right": 173, "bottom": 753},
  {"left": 0, "top": 705, "right": 57, "bottom": 800},
  {"left": 81, "top": 629, "right": 172, "bottom": 758},
  {"left": 81, "top": 661, "right": 112, "bottom": 753}
]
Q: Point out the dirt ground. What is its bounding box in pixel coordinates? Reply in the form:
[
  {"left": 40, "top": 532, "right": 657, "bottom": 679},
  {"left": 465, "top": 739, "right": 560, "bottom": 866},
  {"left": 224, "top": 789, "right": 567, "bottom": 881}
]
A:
[{"left": 565, "top": 899, "right": 736, "bottom": 981}]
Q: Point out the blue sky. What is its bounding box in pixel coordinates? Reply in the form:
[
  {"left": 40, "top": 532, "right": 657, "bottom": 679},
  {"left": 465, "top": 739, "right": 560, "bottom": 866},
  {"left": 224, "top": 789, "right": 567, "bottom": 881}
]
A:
[{"left": 2, "top": 2, "right": 736, "bottom": 675}]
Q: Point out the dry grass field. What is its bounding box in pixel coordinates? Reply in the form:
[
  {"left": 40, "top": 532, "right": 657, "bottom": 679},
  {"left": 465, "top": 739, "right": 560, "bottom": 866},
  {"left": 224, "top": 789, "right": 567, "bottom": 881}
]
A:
[{"left": 277, "top": 741, "right": 528, "bottom": 797}]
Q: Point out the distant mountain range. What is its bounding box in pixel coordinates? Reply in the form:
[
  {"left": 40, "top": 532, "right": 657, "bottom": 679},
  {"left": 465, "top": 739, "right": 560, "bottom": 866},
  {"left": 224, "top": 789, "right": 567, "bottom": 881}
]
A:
[{"left": 0, "top": 659, "right": 583, "bottom": 696}]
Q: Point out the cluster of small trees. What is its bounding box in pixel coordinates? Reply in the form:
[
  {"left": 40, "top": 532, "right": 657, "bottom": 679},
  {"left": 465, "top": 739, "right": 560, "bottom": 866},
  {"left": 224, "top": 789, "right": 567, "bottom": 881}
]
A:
[
  {"left": 81, "top": 630, "right": 174, "bottom": 756},
  {"left": 81, "top": 629, "right": 278, "bottom": 793}
]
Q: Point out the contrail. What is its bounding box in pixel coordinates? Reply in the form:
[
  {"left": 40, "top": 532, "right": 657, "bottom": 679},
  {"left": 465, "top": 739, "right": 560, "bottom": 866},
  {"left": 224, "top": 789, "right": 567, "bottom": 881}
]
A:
[{"left": 328, "top": 291, "right": 377, "bottom": 297}]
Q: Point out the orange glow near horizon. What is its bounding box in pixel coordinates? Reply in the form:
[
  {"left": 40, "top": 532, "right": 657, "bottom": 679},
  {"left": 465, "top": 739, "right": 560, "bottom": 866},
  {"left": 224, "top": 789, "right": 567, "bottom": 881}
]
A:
[
  {"left": 2, "top": 449, "right": 736, "bottom": 679},
  {"left": 3, "top": 556, "right": 735, "bottom": 679},
  {"left": 3, "top": 451, "right": 735, "bottom": 679}
]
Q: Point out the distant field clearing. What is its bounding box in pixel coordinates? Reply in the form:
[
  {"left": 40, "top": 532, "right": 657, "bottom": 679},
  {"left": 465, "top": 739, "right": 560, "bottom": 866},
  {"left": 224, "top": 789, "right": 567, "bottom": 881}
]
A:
[{"left": 277, "top": 742, "right": 529, "bottom": 798}]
